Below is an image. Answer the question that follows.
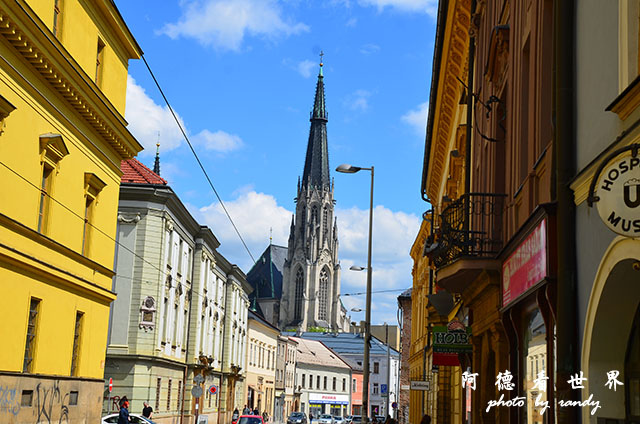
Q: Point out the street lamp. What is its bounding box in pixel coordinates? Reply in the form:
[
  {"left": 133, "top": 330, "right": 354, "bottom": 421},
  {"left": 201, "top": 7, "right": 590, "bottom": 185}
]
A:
[
  {"left": 350, "top": 308, "right": 363, "bottom": 313},
  {"left": 336, "top": 163, "right": 374, "bottom": 422}
]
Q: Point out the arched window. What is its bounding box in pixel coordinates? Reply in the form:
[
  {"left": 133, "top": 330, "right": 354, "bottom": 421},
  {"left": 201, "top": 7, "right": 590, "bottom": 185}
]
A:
[
  {"left": 318, "top": 269, "right": 329, "bottom": 321},
  {"left": 294, "top": 268, "right": 304, "bottom": 320},
  {"left": 311, "top": 205, "right": 318, "bottom": 224},
  {"left": 323, "top": 207, "right": 328, "bottom": 236}
]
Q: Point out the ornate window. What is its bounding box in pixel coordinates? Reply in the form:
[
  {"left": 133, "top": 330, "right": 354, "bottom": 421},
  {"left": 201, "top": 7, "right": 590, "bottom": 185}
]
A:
[
  {"left": 318, "top": 269, "right": 329, "bottom": 321},
  {"left": 294, "top": 268, "right": 304, "bottom": 320},
  {"left": 311, "top": 205, "right": 318, "bottom": 224},
  {"left": 323, "top": 207, "right": 328, "bottom": 236}
]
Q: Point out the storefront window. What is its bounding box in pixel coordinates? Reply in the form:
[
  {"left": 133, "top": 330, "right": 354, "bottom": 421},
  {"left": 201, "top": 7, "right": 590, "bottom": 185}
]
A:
[{"left": 522, "top": 308, "right": 547, "bottom": 424}]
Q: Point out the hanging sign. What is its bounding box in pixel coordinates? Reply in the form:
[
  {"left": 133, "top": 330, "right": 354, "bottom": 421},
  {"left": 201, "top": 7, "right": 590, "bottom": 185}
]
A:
[
  {"left": 432, "top": 320, "right": 472, "bottom": 353},
  {"left": 595, "top": 153, "right": 640, "bottom": 237}
]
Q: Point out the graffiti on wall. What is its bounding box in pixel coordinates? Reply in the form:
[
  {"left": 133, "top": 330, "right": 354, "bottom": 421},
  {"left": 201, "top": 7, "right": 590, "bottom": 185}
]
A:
[
  {"left": 0, "top": 385, "right": 20, "bottom": 416},
  {"left": 34, "top": 380, "right": 69, "bottom": 424},
  {"left": 0, "top": 380, "right": 70, "bottom": 423}
]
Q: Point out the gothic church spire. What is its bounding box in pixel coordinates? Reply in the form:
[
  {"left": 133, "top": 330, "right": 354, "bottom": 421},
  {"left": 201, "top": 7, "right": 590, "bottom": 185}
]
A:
[{"left": 301, "top": 53, "right": 330, "bottom": 190}]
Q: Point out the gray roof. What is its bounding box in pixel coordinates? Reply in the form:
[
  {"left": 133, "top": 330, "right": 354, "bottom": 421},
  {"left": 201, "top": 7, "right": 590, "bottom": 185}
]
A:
[{"left": 284, "top": 332, "right": 399, "bottom": 358}]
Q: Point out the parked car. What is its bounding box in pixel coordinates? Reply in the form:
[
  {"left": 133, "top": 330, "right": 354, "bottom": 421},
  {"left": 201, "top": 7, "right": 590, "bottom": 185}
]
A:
[
  {"left": 317, "top": 414, "right": 335, "bottom": 424},
  {"left": 374, "top": 416, "right": 386, "bottom": 424},
  {"left": 333, "top": 415, "right": 345, "bottom": 424},
  {"left": 102, "top": 413, "right": 154, "bottom": 424},
  {"left": 288, "top": 412, "right": 308, "bottom": 424},
  {"left": 344, "top": 416, "right": 353, "bottom": 424},
  {"left": 238, "top": 415, "right": 264, "bottom": 424},
  {"left": 350, "top": 416, "right": 362, "bottom": 424}
]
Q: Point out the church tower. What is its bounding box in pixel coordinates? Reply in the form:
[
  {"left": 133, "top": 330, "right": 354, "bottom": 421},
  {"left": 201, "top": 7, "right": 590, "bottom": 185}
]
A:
[{"left": 280, "top": 57, "right": 345, "bottom": 331}]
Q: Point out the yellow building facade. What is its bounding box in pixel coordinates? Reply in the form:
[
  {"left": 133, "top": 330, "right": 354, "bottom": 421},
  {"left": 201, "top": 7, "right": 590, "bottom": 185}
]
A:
[{"left": 0, "top": 0, "right": 141, "bottom": 422}]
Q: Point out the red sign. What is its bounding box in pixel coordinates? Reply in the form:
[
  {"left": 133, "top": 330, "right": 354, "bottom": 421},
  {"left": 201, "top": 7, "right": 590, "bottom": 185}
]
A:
[
  {"left": 109, "top": 378, "right": 113, "bottom": 393},
  {"left": 502, "top": 219, "right": 547, "bottom": 307},
  {"left": 209, "top": 385, "right": 218, "bottom": 395},
  {"left": 432, "top": 352, "right": 459, "bottom": 366}
]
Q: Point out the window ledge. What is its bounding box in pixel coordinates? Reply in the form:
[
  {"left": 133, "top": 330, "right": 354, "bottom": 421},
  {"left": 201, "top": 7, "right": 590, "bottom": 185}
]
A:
[{"left": 607, "top": 74, "right": 640, "bottom": 120}]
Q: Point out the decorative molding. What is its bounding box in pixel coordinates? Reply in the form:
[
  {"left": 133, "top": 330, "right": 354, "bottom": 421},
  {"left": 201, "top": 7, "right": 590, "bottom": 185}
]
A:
[
  {"left": 84, "top": 172, "right": 107, "bottom": 197},
  {"left": 606, "top": 74, "right": 640, "bottom": 120},
  {"left": 0, "top": 94, "right": 16, "bottom": 135},
  {"left": 117, "top": 212, "right": 141, "bottom": 224},
  {"left": 39, "top": 133, "right": 69, "bottom": 164}
]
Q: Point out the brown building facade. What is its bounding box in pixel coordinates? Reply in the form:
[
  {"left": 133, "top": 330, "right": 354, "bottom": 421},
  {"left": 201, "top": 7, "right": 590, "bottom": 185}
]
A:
[{"left": 416, "top": 0, "right": 564, "bottom": 422}]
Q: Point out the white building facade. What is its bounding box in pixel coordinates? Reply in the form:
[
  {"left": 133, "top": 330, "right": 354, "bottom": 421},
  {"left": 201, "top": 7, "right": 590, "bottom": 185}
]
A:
[{"left": 292, "top": 337, "right": 351, "bottom": 418}]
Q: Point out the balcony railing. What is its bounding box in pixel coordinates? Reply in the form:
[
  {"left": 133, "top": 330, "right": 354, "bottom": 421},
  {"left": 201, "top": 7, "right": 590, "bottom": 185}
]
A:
[{"left": 431, "top": 192, "right": 506, "bottom": 269}]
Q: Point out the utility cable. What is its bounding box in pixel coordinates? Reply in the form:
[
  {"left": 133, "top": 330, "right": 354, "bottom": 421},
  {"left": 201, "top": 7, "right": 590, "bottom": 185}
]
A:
[
  {"left": 140, "top": 54, "right": 256, "bottom": 264},
  {"left": 0, "top": 159, "right": 216, "bottom": 305},
  {"left": 341, "top": 288, "right": 409, "bottom": 297}
]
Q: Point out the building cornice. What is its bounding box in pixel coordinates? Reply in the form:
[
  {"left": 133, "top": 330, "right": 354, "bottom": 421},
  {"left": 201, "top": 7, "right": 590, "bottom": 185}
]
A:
[
  {"left": 424, "top": 0, "right": 471, "bottom": 201},
  {"left": 0, "top": 1, "right": 142, "bottom": 161}
]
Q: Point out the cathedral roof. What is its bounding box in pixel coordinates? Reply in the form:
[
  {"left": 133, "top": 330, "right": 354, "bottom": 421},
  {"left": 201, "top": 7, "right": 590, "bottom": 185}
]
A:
[
  {"left": 301, "top": 62, "right": 331, "bottom": 190},
  {"left": 246, "top": 244, "right": 288, "bottom": 300}
]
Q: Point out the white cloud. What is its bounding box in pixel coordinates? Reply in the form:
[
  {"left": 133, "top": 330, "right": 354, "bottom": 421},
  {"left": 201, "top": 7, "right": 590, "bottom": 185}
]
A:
[
  {"left": 160, "top": 0, "right": 309, "bottom": 51},
  {"left": 401, "top": 101, "right": 428, "bottom": 134},
  {"left": 346, "top": 17, "right": 358, "bottom": 27},
  {"left": 125, "top": 76, "right": 186, "bottom": 154},
  {"left": 358, "top": 0, "right": 438, "bottom": 16},
  {"left": 195, "top": 190, "right": 418, "bottom": 324},
  {"left": 193, "top": 129, "right": 244, "bottom": 152},
  {"left": 196, "top": 191, "right": 293, "bottom": 269},
  {"left": 125, "top": 76, "right": 242, "bottom": 156},
  {"left": 297, "top": 59, "right": 316, "bottom": 78},
  {"left": 344, "top": 89, "right": 372, "bottom": 112},
  {"left": 360, "top": 43, "right": 380, "bottom": 55}
]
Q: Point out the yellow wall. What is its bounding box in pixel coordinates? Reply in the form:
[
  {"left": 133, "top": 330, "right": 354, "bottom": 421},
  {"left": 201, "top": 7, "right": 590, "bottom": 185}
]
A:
[{"left": 0, "top": 0, "right": 141, "bottom": 386}]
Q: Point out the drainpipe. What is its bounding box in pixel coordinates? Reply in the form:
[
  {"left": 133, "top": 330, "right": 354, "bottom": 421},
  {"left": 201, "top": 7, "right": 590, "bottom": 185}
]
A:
[
  {"left": 553, "top": 0, "right": 577, "bottom": 423},
  {"left": 217, "top": 276, "right": 230, "bottom": 424},
  {"left": 464, "top": 0, "right": 477, "bottom": 253}
]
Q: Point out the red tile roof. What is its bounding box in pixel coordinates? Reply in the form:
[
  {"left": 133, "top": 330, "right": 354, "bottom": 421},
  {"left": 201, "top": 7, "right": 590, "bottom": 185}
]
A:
[{"left": 121, "top": 159, "right": 167, "bottom": 185}]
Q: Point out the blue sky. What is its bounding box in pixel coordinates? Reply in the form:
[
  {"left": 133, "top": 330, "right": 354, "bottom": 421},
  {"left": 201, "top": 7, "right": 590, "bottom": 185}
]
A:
[{"left": 115, "top": 0, "right": 437, "bottom": 325}]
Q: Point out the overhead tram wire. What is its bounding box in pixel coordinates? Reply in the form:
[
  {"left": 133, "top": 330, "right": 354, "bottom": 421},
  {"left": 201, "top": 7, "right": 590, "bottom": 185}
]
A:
[
  {"left": 0, "top": 160, "right": 220, "bottom": 305},
  {"left": 140, "top": 54, "right": 256, "bottom": 264},
  {"left": 341, "top": 288, "right": 409, "bottom": 297}
]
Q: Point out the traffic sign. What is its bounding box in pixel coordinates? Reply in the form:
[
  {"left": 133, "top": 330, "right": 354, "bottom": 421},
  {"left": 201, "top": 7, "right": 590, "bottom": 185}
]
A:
[
  {"left": 109, "top": 378, "right": 113, "bottom": 393},
  {"left": 194, "top": 374, "right": 205, "bottom": 384},
  {"left": 392, "top": 402, "right": 398, "bottom": 409},
  {"left": 381, "top": 384, "right": 388, "bottom": 394},
  {"left": 191, "top": 385, "right": 203, "bottom": 398},
  {"left": 208, "top": 385, "right": 218, "bottom": 395}
]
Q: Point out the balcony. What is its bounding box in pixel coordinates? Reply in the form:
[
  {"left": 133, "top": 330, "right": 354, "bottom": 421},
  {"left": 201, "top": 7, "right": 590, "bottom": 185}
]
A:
[{"left": 428, "top": 193, "right": 506, "bottom": 293}]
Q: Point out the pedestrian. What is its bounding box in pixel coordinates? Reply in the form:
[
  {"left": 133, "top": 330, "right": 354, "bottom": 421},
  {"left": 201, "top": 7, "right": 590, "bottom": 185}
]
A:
[
  {"left": 262, "top": 411, "right": 269, "bottom": 422},
  {"left": 243, "top": 405, "right": 251, "bottom": 415},
  {"left": 234, "top": 407, "right": 240, "bottom": 415},
  {"left": 142, "top": 401, "right": 153, "bottom": 420},
  {"left": 254, "top": 407, "right": 260, "bottom": 416},
  {"left": 420, "top": 415, "right": 431, "bottom": 424},
  {"left": 118, "top": 398, "right": 130, "bottom": 424}
]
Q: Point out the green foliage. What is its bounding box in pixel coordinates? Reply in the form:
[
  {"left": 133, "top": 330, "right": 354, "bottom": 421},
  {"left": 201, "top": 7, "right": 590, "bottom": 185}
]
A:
[{"left": 307, "top": 326, "right": 329, "bottom": 333}]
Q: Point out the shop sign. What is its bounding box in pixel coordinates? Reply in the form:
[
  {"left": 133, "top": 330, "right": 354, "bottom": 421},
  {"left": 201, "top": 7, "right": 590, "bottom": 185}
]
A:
[
  {"left": 595, "top": 154, "right": 640, "bottom": 237},
  {"left": 432, "top": 320, "right": 472, "bottom": 354},
  {"left": 502, "top": 219, "right": 547, "bottom": 307},
  {"left": 410, "top": 381, "right": 430, "bottom": 391},
  {"left": 308, "top": 393, "right": 349, "bottom": 405}
]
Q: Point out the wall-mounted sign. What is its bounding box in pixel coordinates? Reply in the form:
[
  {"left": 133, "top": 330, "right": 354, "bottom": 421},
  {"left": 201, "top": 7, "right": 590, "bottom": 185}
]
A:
[
  {"left": 410, "top": 381, "right": 430, "bottom": 391},
  {"left": 433, "top": 320, "right": 472, "bottom": 353},
  {"left": 502, "top": 219, "right": 547, "bottom": 307},
  {"left": 308, "top": 393, "right": 349, "bottom": 405},
  {"left": 595, "top": 154, "right": 640, "bottom": 237}
]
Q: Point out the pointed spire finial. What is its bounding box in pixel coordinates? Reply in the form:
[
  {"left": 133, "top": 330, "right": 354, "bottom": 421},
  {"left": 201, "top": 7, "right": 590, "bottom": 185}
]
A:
[
  {"left": 269, "top": 227, "right": 273, "bottom": 245},
  {"left": 153, "top": 133, "right": 161, "bottom": 175},
  {"left": 319, "top": 50, "right": 324, "bottom": 76}
]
